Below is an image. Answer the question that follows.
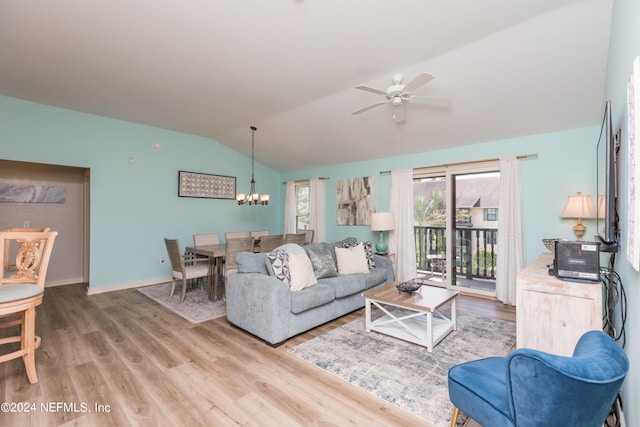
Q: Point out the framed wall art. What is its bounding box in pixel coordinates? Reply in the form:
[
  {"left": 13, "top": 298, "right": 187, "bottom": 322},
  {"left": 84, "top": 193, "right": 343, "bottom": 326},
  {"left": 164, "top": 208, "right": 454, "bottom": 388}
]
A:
[
  {"left": 336, "top": 176, "right": 375, "bottom": 225},
  {"left": 178, "top": 171, "right": 236, "bottom": 199}
]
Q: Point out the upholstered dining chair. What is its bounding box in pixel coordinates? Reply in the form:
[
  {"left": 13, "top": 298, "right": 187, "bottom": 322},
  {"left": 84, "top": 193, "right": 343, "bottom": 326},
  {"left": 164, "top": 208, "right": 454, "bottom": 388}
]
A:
[
  {"left": 223, "top": 237, "right": 255, "bottom": 281},
  {"left": 296, "top": 229, "right": 314, "bottom": 245},
  {"left": 284, "top": 232, "right": 306, "bottom": 246},
  {"left": 193, "top": 233, "right": 221, "bottom": 246},
  {"left": 447, "top": 330, "right": 629, "bottom": 427},
  {"left": 0, "top": 229, "right": 57, "bottom": 384},
  {"left": 257, "top": 234, "right": 284, "bottom": 253},
  {"left": 225, "top": 231, "right": 249, "bottom": 240},
  {"left": 164, "top": 238, "right": 209, "bottom": 304}
]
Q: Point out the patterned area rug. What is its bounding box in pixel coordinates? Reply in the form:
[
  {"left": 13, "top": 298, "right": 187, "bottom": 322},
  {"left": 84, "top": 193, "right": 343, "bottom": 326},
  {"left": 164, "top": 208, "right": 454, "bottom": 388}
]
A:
[
  {"left": 138, "top": 282, "right": 226, "bottom": 323},
  {"left": 288, "top": 311, "right": 515, "bottom": 427}
]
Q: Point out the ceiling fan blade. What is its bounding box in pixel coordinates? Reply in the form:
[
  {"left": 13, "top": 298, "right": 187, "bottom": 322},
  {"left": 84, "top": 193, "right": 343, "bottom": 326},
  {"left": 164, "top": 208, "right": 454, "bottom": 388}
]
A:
[
  {"left": 354, "top": 85, "right": 387, "bottom": 96},
  {"left": 351, "top": 100, "right": 389, "bottom": 115},
  {"left": 403, "top": 72, "right": 434, "bottom": 93},
  {"left": 392, "top": 102, "right": 406, "bottom": 122},
  {"left": 409, "top": 95, "right": 451, "bottom": 106}
]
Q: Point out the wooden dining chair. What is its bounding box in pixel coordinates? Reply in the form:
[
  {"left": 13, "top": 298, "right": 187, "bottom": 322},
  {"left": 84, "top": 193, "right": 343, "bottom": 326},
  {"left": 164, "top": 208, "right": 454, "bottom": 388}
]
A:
[
  {"left": 164, "top": 238, "right": 209, "bottom": 304},
  {"left": 257, "top": 234, "right": 284, "bottom": 253},
  {"left": 0, "top": 229, "right": 57, "bottom": 384},
  {"left": 284, "top": 232, "right": 306, "bottom": 246},
  {"left": 3, "top": 227, "right": 51, "bottom": 272}
]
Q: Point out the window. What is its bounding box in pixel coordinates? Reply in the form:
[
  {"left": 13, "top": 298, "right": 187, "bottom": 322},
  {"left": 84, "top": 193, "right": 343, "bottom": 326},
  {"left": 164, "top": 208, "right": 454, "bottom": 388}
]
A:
[
  {"left": 295, "top": 181, "right": 310, "bottom": 230},
  {"left": 484, "top": 208, "right": 498, "bottom": 221}
]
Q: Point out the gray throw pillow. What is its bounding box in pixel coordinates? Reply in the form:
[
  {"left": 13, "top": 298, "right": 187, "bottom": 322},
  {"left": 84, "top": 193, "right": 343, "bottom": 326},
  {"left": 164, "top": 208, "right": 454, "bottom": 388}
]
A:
[
  {"left": 266, "top": 249, "right": 291, "bottom": 284},
  {"left": 305, "top": 244, "right": 338, "bottom": 279}
]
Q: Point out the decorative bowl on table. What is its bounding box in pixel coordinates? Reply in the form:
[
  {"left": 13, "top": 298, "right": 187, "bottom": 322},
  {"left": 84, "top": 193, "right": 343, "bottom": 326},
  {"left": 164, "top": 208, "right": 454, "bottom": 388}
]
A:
[
  {"left": 542, "top": 238, "right": 558, "bottom": 256},
  {"left": 396, "top": 279, "right": 422, "bottom": 294}
]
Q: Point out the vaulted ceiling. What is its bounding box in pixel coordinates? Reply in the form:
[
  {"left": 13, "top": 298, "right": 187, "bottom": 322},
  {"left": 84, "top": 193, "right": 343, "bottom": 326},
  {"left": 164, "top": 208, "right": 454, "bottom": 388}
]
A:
[{"left": 0, "top": 0, "right": 613, "bottom": 172}]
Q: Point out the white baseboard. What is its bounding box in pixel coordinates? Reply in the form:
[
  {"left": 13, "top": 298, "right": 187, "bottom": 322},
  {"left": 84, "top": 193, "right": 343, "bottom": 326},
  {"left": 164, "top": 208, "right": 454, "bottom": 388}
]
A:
[
  {"left": 86, "top": 276, "right": 172, "bottom": 295},
  {"left": 44, "top": 277, "right": 85, "bottom": 288}
]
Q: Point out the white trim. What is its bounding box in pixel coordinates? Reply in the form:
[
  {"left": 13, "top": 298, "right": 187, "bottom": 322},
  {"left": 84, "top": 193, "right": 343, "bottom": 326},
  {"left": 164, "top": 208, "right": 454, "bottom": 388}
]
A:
[
  {"left": 86, "top": 276, "right": 171, "bottom": 295},
  {"left": 44, "top": 277, "right": 85, "bottom": 288}
]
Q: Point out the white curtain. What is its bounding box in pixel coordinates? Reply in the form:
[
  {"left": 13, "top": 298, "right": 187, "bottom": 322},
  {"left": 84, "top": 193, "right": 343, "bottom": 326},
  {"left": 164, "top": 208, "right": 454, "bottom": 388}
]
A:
[
  {"left": 284, "top": 181, "right": 297, "bottom": 234},
  {"left": 496, "top": 157, "right": 525, "bottom": 305},
  {"left": 388, "top": 169, "right": 417, "bottom": 282},
  {"left": 309, "top": 178, "right": 326, "bottom": 243}
]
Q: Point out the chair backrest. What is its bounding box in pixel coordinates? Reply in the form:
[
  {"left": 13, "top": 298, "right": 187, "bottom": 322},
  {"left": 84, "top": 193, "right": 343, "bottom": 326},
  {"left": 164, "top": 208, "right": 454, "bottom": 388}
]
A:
[
  {"left": 0, "top": 230, "right": 58, "bottom": 287},
  {"left": 250, "top": 230, "right": 269, "bottom": 238},
  {"left": 507, "top": 330, "right": 629, "bottom": 427},
  {"left": 297, "top": 229, "right": 314, "bottom": 245},
  {"left": 258, "top": 234, "right": 284, "bottom": 253},
  {"left": 193, "top": 233, "right": 220, "bottom": 246},
  {"left": 164, "top": 238, "right": 185, "bottom": 274},
  {"left": 284, "top": 232, "right": 306, "bottom": 246},
  {"left": 3, "top": 227, "right": 51, "bottom": 271},
  {"left": 224, "top": 237, "right": 255, "bottom": 275},
  {"left": 225, "top": 231, "right": 249, "bottom": 240}
]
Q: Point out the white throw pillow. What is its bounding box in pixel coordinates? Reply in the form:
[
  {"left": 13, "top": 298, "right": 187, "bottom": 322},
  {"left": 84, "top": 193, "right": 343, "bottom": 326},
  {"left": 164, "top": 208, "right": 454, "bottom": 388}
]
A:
[
  {"left": 335, "top": 243, "right": 370, "bottom": 274},
  {"left": 277, "top": 244, "right": 317, "bottom": 291}
]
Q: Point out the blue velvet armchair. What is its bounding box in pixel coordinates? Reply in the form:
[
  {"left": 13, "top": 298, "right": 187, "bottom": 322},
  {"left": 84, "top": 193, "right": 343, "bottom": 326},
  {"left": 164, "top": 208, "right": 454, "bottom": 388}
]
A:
[{"left": 448, "top": 330, "right": 629, "bottom": 427}]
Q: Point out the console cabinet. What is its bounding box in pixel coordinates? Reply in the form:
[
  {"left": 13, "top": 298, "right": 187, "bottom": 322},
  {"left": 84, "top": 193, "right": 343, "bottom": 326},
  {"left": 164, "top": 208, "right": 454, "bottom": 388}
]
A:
[{"left": 516, "top": 253, "right": 603, "bottom": 356}]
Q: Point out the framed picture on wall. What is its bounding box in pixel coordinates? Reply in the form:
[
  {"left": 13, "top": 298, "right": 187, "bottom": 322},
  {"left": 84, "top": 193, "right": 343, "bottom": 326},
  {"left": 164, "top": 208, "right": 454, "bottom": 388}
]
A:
[
  {"left": 178, "top": 171, "right": 236, "bottom": 199},
  {"left": 336, "top": 176, "right": 375, "bottom": 225}
]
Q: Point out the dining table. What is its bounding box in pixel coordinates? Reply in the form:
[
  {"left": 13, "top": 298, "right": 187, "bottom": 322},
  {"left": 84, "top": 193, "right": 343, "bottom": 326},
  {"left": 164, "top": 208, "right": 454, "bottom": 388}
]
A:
[{"left": 185, "top": 244, "right": 226, "bottom": 301}]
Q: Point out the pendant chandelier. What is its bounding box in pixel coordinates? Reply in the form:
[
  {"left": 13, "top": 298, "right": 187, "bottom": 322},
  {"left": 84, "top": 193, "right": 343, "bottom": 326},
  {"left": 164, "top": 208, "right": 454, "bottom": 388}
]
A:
[{"left": 236, "top": 126, "right": 269, "bottom": 205}]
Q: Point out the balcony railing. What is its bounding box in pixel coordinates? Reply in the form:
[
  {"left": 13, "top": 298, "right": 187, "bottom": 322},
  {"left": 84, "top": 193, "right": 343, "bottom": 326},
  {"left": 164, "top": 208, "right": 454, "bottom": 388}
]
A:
[{"left": 414, "top": 225, "right": 497, "bottom": 280}]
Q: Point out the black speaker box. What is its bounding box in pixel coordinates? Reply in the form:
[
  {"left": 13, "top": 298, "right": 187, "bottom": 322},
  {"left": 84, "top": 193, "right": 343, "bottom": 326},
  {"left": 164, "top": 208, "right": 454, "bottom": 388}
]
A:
[{"left": 554, "top": 240, "right": 600, "bottom": 283}]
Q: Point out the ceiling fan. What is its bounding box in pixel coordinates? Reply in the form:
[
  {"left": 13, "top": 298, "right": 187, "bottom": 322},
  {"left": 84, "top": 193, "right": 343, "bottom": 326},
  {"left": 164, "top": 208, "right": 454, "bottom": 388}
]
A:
[{"left": 351, "top": 72, "right": 449, "bottom": 122}]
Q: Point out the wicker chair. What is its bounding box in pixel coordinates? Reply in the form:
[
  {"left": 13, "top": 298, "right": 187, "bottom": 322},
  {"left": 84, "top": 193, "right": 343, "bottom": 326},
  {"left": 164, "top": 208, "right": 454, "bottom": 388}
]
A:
[
  {"left": 193, "top": 233, "right": 221, "bottom": 246},
  {"left": 296, "top": 229, "right": 314, "bottom": 245},
  {"left": 164, "top": 238, "right": 209, "bottom": 304},
  {"left": 284, "top": 232, "right": 306, "bottom": 246},
  {"left": 224, "top": 237, "right": 255, "bottom": 281},
  {"left": 225, "top": 231, "right": 249, "bottom": 240},
  {"left": 0, "top": 229, "right": 58, "bottom": 384},
  {"left": 257, "top": 234, "right": 284, "bottom": 253}
]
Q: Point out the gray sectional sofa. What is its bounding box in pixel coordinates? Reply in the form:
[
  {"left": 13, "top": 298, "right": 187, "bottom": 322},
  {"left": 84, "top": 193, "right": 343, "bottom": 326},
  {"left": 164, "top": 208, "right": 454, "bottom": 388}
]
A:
[{"left": 226, "top": 237, "right": 395, "bottom": 345}]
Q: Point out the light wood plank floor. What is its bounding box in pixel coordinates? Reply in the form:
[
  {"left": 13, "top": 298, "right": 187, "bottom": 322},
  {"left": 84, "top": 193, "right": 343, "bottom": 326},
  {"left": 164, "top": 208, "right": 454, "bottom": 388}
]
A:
[{"left": 0, "top": 283, "right": 515, "bottom": 427}]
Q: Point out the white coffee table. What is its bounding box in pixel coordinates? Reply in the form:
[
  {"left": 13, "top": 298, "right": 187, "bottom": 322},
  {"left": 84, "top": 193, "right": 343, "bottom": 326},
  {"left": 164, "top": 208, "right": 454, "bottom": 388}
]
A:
[{"left": 363, "top": 281, "right": 458, "bottom": 352}]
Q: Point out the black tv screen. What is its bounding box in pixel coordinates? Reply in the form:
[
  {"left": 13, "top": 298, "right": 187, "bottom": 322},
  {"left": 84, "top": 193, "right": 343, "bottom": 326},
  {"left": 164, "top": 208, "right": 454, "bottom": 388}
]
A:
[{"left": 596, "top": 100, "right": 619, "bottom": 251}]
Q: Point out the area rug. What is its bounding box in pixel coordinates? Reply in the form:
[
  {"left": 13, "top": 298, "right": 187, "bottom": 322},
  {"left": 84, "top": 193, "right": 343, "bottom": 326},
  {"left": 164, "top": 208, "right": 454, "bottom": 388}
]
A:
[
  {"left": 288, "top": 311, "right": 516, "bottom": 427},
  {"left": 137, "top": 282, "right": 226, "bottom": 323}
]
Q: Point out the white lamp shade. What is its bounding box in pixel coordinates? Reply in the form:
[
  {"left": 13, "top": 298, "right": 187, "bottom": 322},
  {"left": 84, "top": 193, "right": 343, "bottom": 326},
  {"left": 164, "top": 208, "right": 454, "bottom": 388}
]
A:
[
  {"left": 560, "top": 192, "right": 595, "bottom": 219},
  {"left": 371, "top": 212, "right": 395, "bottom": 231}
]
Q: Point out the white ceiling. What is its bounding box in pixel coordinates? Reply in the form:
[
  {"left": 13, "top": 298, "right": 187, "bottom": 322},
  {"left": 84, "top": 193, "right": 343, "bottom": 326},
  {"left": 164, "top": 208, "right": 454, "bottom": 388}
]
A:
[{"left": 0, "top": 0, "right": 613, "bottom": 172}]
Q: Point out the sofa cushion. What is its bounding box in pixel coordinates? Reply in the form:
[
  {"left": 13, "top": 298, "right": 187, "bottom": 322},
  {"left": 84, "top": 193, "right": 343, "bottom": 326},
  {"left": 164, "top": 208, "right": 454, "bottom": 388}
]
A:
[
  {"left": 236, "top": 252, "right": 269, "bottom": 275},
  {"left": 304, "top": 243, "right": 338, "bottom": 279},
  {"left": 344, "top": 241, "right": 376, "bottom": 269},
  {"left": 266, "top": 244, "right": 317, "bottom": 291},
  {"left": 358, "top": 267, "right": 388, "bottom": 288},
  {"left": 327, "top": 237, "right": 358, "bottom": 265},
  {"left": 319, "top": 274, "right": 365, "bottom": 298},
  {"left": 335, "top": 243, "right": 369, "bottom": 274},
  {"left": 290, "top": 283, "right": 335, "bottom": 314}
]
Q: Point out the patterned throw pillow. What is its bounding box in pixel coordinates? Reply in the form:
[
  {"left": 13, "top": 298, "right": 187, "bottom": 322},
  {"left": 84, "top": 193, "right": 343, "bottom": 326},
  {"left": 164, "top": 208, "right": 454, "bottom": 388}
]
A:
[
  {"left": 305, "top": 244, "right": 338, "bottom": 279},
  {"left": 343, "top": 241, "right": 376, "bottom": 269},
  {"left": 266, "top": 249, "right": 290, "bottom": 284}
]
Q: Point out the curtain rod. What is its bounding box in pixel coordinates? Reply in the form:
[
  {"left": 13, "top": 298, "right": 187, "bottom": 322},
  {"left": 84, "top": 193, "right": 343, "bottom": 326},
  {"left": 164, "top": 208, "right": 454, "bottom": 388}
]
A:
[
  {"left": 379, "top": 153, "right": 538, "bottom": 175},
  {"left": 281, "top": 177, "right": 330, "bottom": 184}
]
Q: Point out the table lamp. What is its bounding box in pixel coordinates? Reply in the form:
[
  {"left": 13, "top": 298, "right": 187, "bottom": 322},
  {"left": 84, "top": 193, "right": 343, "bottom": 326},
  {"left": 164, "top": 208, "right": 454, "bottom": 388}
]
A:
[
  {"left": 371, "top": 212, "right": 394, "bottom": 254},
  {"left": 560, "top": 191, "right": 595, "bottom": 240}
]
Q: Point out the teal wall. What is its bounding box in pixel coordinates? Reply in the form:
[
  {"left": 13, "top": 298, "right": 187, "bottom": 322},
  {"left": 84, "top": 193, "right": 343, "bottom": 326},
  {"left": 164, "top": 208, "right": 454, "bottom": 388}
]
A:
[
  {"left": 282, "top": 126, "right": 601, "bottom": 267},
  {"left": 0, "top": 95, "right": 282, "bottom": 290},
  {"left": 604, "top": 0, "right": 640, "bottom": 423}
]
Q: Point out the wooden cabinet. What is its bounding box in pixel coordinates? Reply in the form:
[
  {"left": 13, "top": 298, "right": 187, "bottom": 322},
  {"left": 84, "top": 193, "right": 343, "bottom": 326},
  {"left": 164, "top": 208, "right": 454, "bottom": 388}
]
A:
[{"left": 516, "top": 253, "right": 603, "bottom": 356}]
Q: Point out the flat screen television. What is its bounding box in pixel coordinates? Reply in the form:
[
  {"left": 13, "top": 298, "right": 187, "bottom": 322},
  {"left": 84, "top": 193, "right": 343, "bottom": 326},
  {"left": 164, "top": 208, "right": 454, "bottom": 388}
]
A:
[{"left": 595, "top": 100, "right": 620, "bottom": 252}]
